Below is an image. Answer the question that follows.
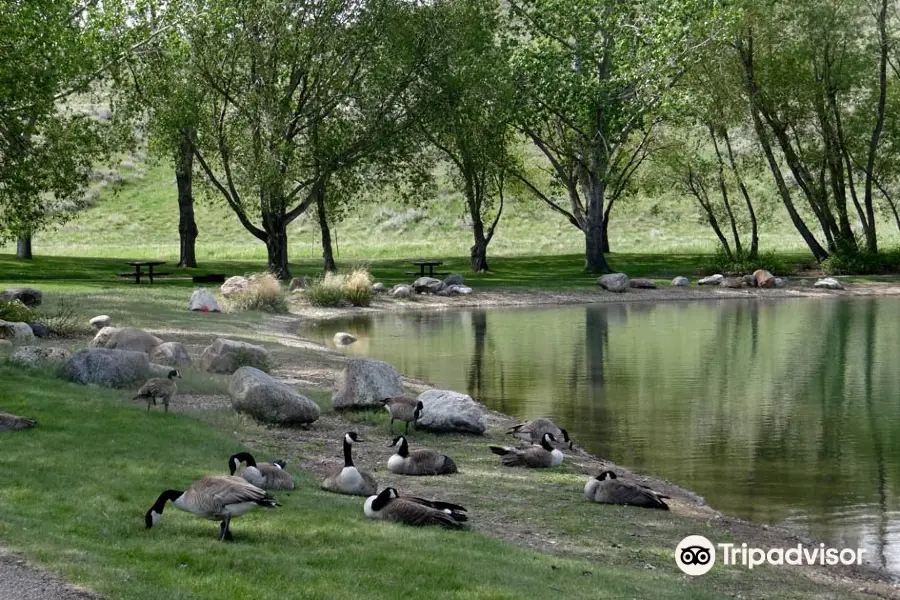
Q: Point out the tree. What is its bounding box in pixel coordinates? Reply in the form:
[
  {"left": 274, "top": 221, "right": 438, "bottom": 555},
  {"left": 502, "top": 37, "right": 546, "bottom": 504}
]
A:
[
  {"left": 185, "top": 0, "right": 426, "bottom": 279},
  {"left": 114, "top": 1, "right": 205, "bottom": 267},
  {"left": 0, "top": 1, "right": 114, "bottom": 258},
  {"left": 733, "top": 0, "right": 889, "bottom": 259},
  {"left": 414, "top": 0, "right": 514, "bottom": 272},
  {"left": 506, "top": 0, "right": 727, "bottom": 273}
]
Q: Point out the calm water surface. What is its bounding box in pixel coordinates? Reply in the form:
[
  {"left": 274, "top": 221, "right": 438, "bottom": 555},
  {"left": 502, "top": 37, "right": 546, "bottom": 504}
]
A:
[{"left": 302, "top": 297, "right": 900, "bottom": 575}]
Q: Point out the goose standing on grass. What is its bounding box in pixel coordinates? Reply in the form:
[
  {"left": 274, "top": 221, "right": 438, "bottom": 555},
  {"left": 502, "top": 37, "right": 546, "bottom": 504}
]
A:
[
  {"left": 507, "top": 418, "right": 574, "bottom": 450},
  {"left": 387, "top": 434, "right": 457, "bottom": 476},
  {"left": 381, "top": 396, "right": 423, "bottom": 433},
  {"left": 321, "top": 432, "right": 377, "bottom": 496},
  {"left": 133, "top": 369, "right": 181, "bottom": 413},
  {"left": 0, "top": 412, "right": 37, "bottom": 432},
  {"left": 228, "top": 452, "right": 295, "bottom": 490},
  {"left": 489, "top": 432, "right": 564, "bottom": 468},
  {"left": 363, "top": 487, "right": 468, "bottom": 529},
  {"left": 584, "top": 471, "right": 670, "bottom": 510},
  {"left": 144, "top": 475, "right": 278, "bottom": 541}
]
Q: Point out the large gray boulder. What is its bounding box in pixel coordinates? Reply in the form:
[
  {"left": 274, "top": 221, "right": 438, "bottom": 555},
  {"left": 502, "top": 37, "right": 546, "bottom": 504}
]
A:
[
  {"left": 413, "top": 277, "right": 444, "bottom": 294},
  {"left": 753, "top": 269, "right": 776, "bottom": 289},
  {"left": 814, "top": 277, "right": 844, "bottom": 290},
  {"left": 629, "top": 278, "right": 657, "bottom": 289},
  {"left": 721, "top": 277, "right": 744, "bottom": 289},
  {"left": 443, "top": 273, "right": 465, "bottom": 287},
  {"left": 371, "top": 282, "right": 386, "bottom": 294},
  {"left": 94, "top": 327, "right": 163, "bottom": 354},
  {"left": 89, "top": 315, "right": 112, "bottom": 330},
  {"left": 188, "top": 289, "right": 220, "bottom": 312},
  {"left": 416, "top": 389, "right": 486, "bottom": 434},
  {"left": 597, "top": 273, "right": 629, "bottom": 293},
  {"left": 89, "top": 326, "right": 119, "bottom": 348},
  {"left": 332, "top": 358, "right": 404, "bottom": 409},
  {"left": 11, "top": 346, "right": 71, "bottom": 370},
  {"left": 220, "top": 276, "right": 250, "bottom": 298},
  {"left": 0, "top": 287, "right": 42, "bottom": 307},
  {"left": 62, "top": 348, "right": 152, "bottom": 388},
  {"left": 149, "top": 342, "right": 193, "bottom": 368},
  {"left": 229, "top": 367, "right": 320, "bottom": 425},
  {"left": 333, "top": 332, "right": 357, "bottom": 346},
  {"left": 698, "top": 274, "right": 724, "bottom": 286},
  {"left": 671, "top": 276, "right": 690, "bottom": 287},
  {"left": 0, "top": 320, "right": 35, "bottom": 342},
  {"left": 200, "top": 338, "right": 271, "bottom": 374},
  {"left": 390, "top": 285, "right": 413, "bottom": 299}
]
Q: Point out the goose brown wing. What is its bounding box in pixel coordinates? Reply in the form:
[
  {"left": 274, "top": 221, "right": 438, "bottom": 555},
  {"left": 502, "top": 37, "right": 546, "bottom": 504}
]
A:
[
  {"left": 386, "top": 498, "right": 463, "bottom": 528},
  {"left": 0, "top": 413, "right": 36, "bottom": 431},
  {"left": 611, "top": 480, "right": 669, "bottom": 509},
  {"left": 187, "top": 476, "right": 269, "bottom": 510},
  {"left": 259, "top": 464, "right": 295, "bottom": 490},
  {"left": 136, "top": 378, "right": 171, "bottom": 397}
]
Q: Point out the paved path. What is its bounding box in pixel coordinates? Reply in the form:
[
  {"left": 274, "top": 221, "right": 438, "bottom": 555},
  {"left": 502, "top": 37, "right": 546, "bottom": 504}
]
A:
[{"left": 0, "top": 549, "right": 100, "bottom": 600}]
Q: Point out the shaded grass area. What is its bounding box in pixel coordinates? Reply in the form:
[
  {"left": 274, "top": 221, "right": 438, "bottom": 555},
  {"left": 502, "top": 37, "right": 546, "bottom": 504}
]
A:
[
  {"left": 4, "top": 251, "right": 872, "bottom": 294},
  {"left": 1, "top": 366, "right": 725, "bottom": 600}
]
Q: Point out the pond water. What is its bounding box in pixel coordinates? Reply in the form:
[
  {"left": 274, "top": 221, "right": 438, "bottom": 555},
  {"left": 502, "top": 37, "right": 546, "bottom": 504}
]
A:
[{"left": 302, "top": 298, "right": 900, "bottom": 575}]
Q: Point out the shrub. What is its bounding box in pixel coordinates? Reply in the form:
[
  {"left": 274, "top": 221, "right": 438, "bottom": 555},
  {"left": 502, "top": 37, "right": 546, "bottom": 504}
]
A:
[
  {"left": 306, "top": 268, "right": 373, "bottom": 307},
  {"left": 34, "top": 298, "right": 92, "bottom": 338},
  {"left": 702, "top": 249, "right": 791, "bottom": 276},
  {"left": 821, "top": 248, "right": 900, "bottom": 275},
  {"left": 0, "top": 300, "right": 34, "bottom": 323},
  {"left": 223, "top": 272, "right": 289, "bottom": 313}
]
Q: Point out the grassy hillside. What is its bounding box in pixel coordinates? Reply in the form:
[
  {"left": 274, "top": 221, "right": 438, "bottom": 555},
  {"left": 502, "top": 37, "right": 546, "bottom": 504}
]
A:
[{"left": 7, "top": 157, "right": 890, "bottom": 263}]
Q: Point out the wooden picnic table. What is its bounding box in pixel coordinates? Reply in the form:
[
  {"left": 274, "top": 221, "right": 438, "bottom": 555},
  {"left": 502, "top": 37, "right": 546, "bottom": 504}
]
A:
[
  {"left": 123, "top": 261, "right": 166, "bottom": 284},
  {"left": 409, "top": 260, "right": 444, "bottom": 278}
]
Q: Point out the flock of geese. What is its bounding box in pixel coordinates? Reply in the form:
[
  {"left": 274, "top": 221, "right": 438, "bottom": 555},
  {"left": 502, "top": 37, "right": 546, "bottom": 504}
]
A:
[
  {"left": 137, "top": 399, "right": 672, "bottom": 541},
  {"left": 4, "top": 396, "right": 672, "bottom": 541}
]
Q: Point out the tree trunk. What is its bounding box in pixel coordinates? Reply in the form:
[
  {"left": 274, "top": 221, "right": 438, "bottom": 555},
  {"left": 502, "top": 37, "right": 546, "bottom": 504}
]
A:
[
  {"left": 601, "top": 197, "right": 613, "bottom": 253},
  {"left": 16, "top": 235, "right": 32, "bottom": 260},
  {"left": 581, "top": 171, "right": 612, "bottom": 274},
  {"left": 315, "top": 186, "right": 336, "bottom": 273},
  {"left": 723, "top": 130, "right": 759, "bottom": 259},
  {"left": 175, "top": 129, "right": 198, "bottom": 268},
  {"left": 709, "top": 126, "right": 742, "bottom": 257},
  {"left": 264, "top": 222, "right": 291, "bottom": 280},
  {"left": 470, "top": 236, "right": 489, "bottom": 272}
]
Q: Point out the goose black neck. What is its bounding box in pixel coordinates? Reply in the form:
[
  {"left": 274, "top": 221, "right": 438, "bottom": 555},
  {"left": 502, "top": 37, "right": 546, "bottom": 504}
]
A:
[
  {"left": 232, "top": 452, "right": 257, "bottom": 468},
  {"left": 371, "top": 489, "right": 393, "bottom": 511},
  {"left": 396, "top": 437, "right": 409, "bottom": 457},
  {"left": 153, "top": 489, "right": 183, "bottom": 513},
  {"left": 540, "top": 437, "right": 554, "bottom": 451},
  {"left": 343, "top": 439, "right": 354, "bottom": 467}
]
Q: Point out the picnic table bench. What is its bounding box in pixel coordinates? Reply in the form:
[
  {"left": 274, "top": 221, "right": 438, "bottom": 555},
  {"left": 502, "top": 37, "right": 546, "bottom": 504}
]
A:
[
  {"left": 406, "top": 260, "right": 447, "bottom": 278},
  {"left": 118, "top": 261, "right": 167, "bottom": 284}
]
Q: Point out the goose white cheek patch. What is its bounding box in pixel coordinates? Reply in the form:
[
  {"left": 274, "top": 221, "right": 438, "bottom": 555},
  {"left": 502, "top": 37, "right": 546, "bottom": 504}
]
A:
[{"left": 151, "top": 511, "right": 162, "bottom": 526}]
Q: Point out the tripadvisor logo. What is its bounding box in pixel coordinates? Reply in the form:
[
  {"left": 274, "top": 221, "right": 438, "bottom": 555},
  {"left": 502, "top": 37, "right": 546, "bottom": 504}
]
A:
[
  {"left": 675, "top": 535, "right": 868, "bottom": 576},
  {"left": 675, "top": 535, "right": 716, "bottom": 576}
]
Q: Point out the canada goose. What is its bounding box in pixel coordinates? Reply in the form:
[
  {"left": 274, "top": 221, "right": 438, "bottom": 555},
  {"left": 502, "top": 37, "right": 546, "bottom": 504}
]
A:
[
  {"left": 381, "top": 396, "right": 423, "bottom": 433},
  {"left": 228, "top": 452, "right": 295, "bottom": 490},
  {"left": 0, "top": 412, "right": 37, "bottom": 432},
  {"left": 507, "top": 418, "right": 574, "bottom": 450},
  {"left": 321, "top": 432, "right": 377, "bottom": 496},
  {"left": 133, "top": 369, "right": 181, "bottom": 413},
  {"left": 387, "top": 434, "right": 457, "bottom": 476},
  {"left": 489, "top": 432, "right": 564, "bottom": 468},
  {"left": 144, "top": 475, "right": 278, "bottom": 541},
  {"left": 363, "top": 487, "right": 467, "bottom": 529},
  {"left": 584, "top": 470, "right": 670, "bottom": 510}
]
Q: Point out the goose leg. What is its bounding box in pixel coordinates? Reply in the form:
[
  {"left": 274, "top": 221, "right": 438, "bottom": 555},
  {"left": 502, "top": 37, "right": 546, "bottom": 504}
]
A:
[
  {"left": 218, "top": 514, "right": 233, "bottom": 542},
  {"left": 389, "top": 417, "right": 395, "bottom": 433},
  {"left": 405, "top": 420, "right": 410, "bottom": 433},
  {"left": 164, "top": 400, "right": 169, "bottom": 414}
]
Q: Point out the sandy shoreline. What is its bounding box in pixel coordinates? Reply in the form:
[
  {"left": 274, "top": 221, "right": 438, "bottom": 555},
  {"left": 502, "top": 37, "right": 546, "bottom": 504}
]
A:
[{"left": 290, "top": 279, "right": 900, "bottom": 320}]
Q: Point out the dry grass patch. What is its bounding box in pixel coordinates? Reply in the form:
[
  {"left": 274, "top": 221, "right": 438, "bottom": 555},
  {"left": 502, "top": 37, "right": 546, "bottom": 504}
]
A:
[
  {"left": 222, "top": 272, "right": 289, "bottom": 313},
  {"left": 305, "top": 268, "right": 373, "bottom": 307}
]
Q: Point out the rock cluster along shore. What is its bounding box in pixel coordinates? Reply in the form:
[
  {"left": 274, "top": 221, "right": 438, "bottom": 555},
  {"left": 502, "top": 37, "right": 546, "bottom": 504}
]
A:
[
  {"left": 595, "top": 271, "right": 846, "bottom": 293},
  {"left": 371, "top": 273, "right": 473, "bottom": 299}
]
